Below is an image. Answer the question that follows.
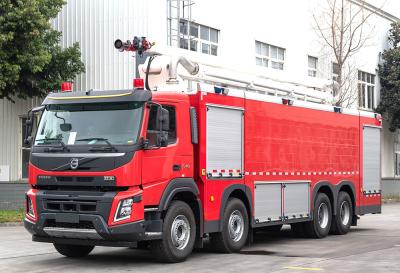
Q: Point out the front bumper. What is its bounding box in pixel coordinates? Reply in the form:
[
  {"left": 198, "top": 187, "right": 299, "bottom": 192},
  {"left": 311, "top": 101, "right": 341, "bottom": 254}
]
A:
[
  {"left": 24, "top": 189, "right": 162, "bottom": 247},
  {"left": 24, "top": 213, "right": 145, "bottom": 245},
  {"left": 25, "top": 213, "right": 146, "bottom": 243}
]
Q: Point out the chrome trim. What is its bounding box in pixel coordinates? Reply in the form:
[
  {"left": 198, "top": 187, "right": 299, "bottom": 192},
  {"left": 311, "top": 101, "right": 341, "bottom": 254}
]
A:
[
  {"left": 43, "top": 227, "right": 103, "bottom": 240},
  {"left": 206, "top": 103, "right": 244, "bottom": 111},
  {"left": 32, "top": 152, "right": 125, "bottom": 158},
  {"left": 254, "top": 180, "right": 311, "bottom": 185},
  {"left": 363, "top": 125, "right": 382, "bottom": 129},
  {"left": 24, "top": 217, "right": 35, "bottom": 225},
  {"left": 145, "top": 232, "right": 162, "bottom": 237},
  {"left": 113, "top": 200, "right": 130, "bottom": 223},
  {"left": 48, "top": 92, "right": 132, "bottom": 100},
  {"left": 144, "top": 207, "right": 159, "bottom": 212}
]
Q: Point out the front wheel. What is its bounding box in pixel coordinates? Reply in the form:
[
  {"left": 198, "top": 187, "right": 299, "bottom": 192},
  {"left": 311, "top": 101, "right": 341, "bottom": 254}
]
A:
[
  {"left": 150, "top": 200, "right": 196, "bottom": 263},
  {"left": 210, "top": 198, "right": 249, "bottom": 253},
  {"left": 53, "top": 244, "right": 94, "bottom": 258}
]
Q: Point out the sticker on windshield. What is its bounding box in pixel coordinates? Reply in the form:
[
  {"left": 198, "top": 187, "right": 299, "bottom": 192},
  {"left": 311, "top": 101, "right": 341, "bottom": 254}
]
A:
[{"left": 68, "top": 132, "right": 77, "bottom": 145}]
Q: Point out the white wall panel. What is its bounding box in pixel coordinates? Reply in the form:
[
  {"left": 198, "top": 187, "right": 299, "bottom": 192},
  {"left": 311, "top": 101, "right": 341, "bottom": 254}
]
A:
[
  {"left": 0, "top": 98, "right": 41, "bottom": 181},
  {"left": 52, "top": 0, "right": 167, "bottom": 92}
]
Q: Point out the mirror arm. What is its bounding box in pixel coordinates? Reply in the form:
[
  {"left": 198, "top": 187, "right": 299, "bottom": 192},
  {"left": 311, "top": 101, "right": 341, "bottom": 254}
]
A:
[
  {"left": 24, "top": 105, "right": 45, "bottom": 148},
  {"left": 32, "top": 105, "right": 45, "bottom": 113}
]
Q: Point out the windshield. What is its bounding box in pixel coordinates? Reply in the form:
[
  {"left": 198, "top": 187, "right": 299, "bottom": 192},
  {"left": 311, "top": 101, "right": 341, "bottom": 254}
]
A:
[{"left": 34, "top": 102, "right": 144, "bottom": 146}]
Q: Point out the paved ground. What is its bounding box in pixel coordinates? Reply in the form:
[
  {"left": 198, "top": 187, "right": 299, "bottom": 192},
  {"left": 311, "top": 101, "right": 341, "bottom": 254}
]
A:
[{"left": 0, "top": 204, "right": 399, "bottom": 273}]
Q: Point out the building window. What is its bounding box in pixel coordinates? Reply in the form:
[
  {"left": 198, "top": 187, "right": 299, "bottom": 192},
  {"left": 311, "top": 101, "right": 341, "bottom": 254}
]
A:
[
  {"left": 332, "top": 62, "right": 339, "bottom": 82},
  {"left": 179, "top": 20, "right": 219, "bottom": 56},
  {"left": 358, "top": 71, "right": 375, "bottom": 110},
  {"left": 255, "top": 41, "right": 285, "bottom": 70},
  {"left": 308, "top": 56, "right": 318, "bottom": 77}
]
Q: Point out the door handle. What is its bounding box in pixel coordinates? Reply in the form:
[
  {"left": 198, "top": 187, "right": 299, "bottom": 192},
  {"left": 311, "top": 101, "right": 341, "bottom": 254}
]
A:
[{"left": 173, "top": 164, "right": 181, "bottom": 171}]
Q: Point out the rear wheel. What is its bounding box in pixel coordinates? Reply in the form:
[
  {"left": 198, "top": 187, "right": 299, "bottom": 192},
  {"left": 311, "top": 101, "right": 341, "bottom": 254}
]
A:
[
  {"left": 304, "top": 193, "right": 332, "bottom": 238},
  {"left": 210, "top": 198, "right": 249, "bottom": 253},
  {"left": 331, "top": 192, "right": 353, "bottom": 235},
  {"left": 150, "top": 200, "right": 196, "bottom": 263},
  {"left": 53, "top": 244, "right": 94, "bottom": 258}
]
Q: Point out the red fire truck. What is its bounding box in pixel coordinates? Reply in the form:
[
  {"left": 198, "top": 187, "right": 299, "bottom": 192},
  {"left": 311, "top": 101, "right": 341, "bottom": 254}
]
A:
[{"left": 24, "top": 37, "right": 382, "bottom": 263}]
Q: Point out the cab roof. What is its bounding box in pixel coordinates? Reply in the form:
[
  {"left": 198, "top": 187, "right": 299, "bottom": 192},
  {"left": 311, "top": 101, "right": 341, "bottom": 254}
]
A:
[{"left": 42, "top": 89, "right": 152, "bottom": 105}]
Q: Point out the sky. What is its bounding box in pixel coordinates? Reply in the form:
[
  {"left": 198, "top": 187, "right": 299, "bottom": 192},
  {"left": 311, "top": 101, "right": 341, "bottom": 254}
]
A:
[{"left": 366, "top": 0, "right": 400, "bottom": 19}]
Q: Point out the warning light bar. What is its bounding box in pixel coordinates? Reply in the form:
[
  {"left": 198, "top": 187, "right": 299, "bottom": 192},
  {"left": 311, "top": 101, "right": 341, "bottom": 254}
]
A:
[
  {"left": 333, "top": 106, "right": 343, "bottom": 113},
  {"left": 282, "top": 98, "right": 293, "bottom": 105},
  {"left": 214, "top": 86, "right": 229, "bottom": 95},
  {"left": 133, "top": 78, "right": 144, "bottom": 89},
  {"left": 61, "top": 82, "right": 72, "bottom": 92}
]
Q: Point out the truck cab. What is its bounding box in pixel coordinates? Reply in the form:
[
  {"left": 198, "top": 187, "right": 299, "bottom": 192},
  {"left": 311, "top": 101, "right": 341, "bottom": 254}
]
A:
[{"left": 24, "top": 84, "right": 201, "bottom": 262}]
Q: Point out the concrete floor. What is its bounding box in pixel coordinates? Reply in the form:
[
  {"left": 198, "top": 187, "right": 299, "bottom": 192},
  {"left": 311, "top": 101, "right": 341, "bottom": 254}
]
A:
[{"left": 0, "top": 203, "right": 399, "bottom": 273}]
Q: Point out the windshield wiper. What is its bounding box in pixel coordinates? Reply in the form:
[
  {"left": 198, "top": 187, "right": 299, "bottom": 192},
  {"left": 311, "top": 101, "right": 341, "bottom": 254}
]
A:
[
  {"left": 76, "top": 137, "right": 118, "bottom": 152},
  {"left": 35, "top": 138, "right": 69, "bottom": 152}
]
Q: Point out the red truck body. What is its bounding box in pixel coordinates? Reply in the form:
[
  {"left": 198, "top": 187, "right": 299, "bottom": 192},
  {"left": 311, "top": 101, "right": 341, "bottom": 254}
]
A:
[{"left": 24, "top": 81, "right": 382, "bottom": 262}]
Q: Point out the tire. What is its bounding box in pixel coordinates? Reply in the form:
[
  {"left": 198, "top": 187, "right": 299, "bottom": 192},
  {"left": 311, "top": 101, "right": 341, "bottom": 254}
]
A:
[
  {"left": 53, "top": 244, "right": 94, "bottom": 258},
  {"left": 210, "top": 198, "right": 249, "bottom": 253},
  {"left": 150, "top": 200, "right": 196, "bottom": 263},
  {"left": 331, "top": 192, "right": 353, "bottom": 235},
  {"left": 304, "top": 193, "right": 332, "bottom": 238}
]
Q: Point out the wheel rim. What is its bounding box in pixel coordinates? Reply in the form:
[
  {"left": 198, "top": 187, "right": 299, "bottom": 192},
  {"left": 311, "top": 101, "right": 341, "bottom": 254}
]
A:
[
  {"left": 340, "top": 201, "right": 350, "bottom": 226},
  {"left": 317, "top": 203, "right": 329, "bottom": 229},
  {"left": 228, "top": 210, "right": 244, "bottom": 242},
  {"left": 170, "top": 215, "right": 191, "bottom": 250}
]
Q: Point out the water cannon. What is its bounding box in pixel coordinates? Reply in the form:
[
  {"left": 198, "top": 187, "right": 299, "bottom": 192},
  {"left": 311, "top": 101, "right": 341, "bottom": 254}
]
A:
[{"left": 114, "top": 36, "right": 154, "bottom": 56}]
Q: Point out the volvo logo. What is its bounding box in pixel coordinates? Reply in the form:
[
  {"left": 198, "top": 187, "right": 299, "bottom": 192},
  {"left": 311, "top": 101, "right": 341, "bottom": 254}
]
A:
[{"left": 70, "top": 158, "right": 79, "bottom": 170}]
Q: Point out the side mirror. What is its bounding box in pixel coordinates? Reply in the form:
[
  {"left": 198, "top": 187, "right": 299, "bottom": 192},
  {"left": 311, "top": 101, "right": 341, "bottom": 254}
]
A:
[
  {"left": 24, "top": 136, "right": 33, "bottom": 146},
  {"left": 24, "top": 105, "right": 45, "bottom": 147},
  {"left": 24, "top": 117, "right": 34, "bottom": 147},
  {"left": 32, "top": 106, "right": 45, "bottom": 113}
]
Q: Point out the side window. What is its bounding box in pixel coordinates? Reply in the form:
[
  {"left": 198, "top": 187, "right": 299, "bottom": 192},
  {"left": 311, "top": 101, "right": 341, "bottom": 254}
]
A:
[{"left": 146, "top": 105, "right": 177, "bottom": 146}]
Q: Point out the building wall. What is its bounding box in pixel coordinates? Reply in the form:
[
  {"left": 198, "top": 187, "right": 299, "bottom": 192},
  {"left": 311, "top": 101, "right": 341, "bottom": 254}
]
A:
[
  {"left": 52, "top": 0, "right": 167, "bottom": 91},
  {"left": 189, "top": 0, "right": 395, "bottom": 108},
  {"left": 0, "top": 98, "right": 41, "bottom": 181}
]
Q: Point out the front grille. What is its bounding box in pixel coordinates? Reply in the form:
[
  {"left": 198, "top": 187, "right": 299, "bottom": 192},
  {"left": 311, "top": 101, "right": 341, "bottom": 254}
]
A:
[
  {"left": 45, "top": 199, "right": 97, "bottom": 213},
  {"left": 44, "top": 219, "right": 95, "bottom": 229},
  {"left": 56, "top": 176, "right": 95, "bottom": 183}
]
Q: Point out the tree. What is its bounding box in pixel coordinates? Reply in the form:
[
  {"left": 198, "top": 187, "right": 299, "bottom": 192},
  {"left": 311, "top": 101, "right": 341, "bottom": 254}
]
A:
[
  {"left": 376, "top": 22, "right": 400, "bottom": 132},
  {"left": 313, "top": 0, "right": 374, "bottom": 107},
  {"left": 0, "top": 0, "right": 84, "bottom": 101}
]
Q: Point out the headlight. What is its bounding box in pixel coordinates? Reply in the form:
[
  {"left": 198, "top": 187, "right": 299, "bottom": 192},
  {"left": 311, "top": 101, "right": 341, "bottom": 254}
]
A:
[
  {"left": 114, "top": 198, "right": 134, "bottom": 222},
  {"left": 26, "top": 195, "right": 35, "bottom": 219}
]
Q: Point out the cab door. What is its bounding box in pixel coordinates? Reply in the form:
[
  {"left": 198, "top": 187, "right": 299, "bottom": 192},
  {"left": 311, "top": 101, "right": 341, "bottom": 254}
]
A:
[
  {"left": 142, "top": 104, "right": 178, "bottom": 182},
  {"left": 141, "top": 102, "right": 193, "bottom": 205}
]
